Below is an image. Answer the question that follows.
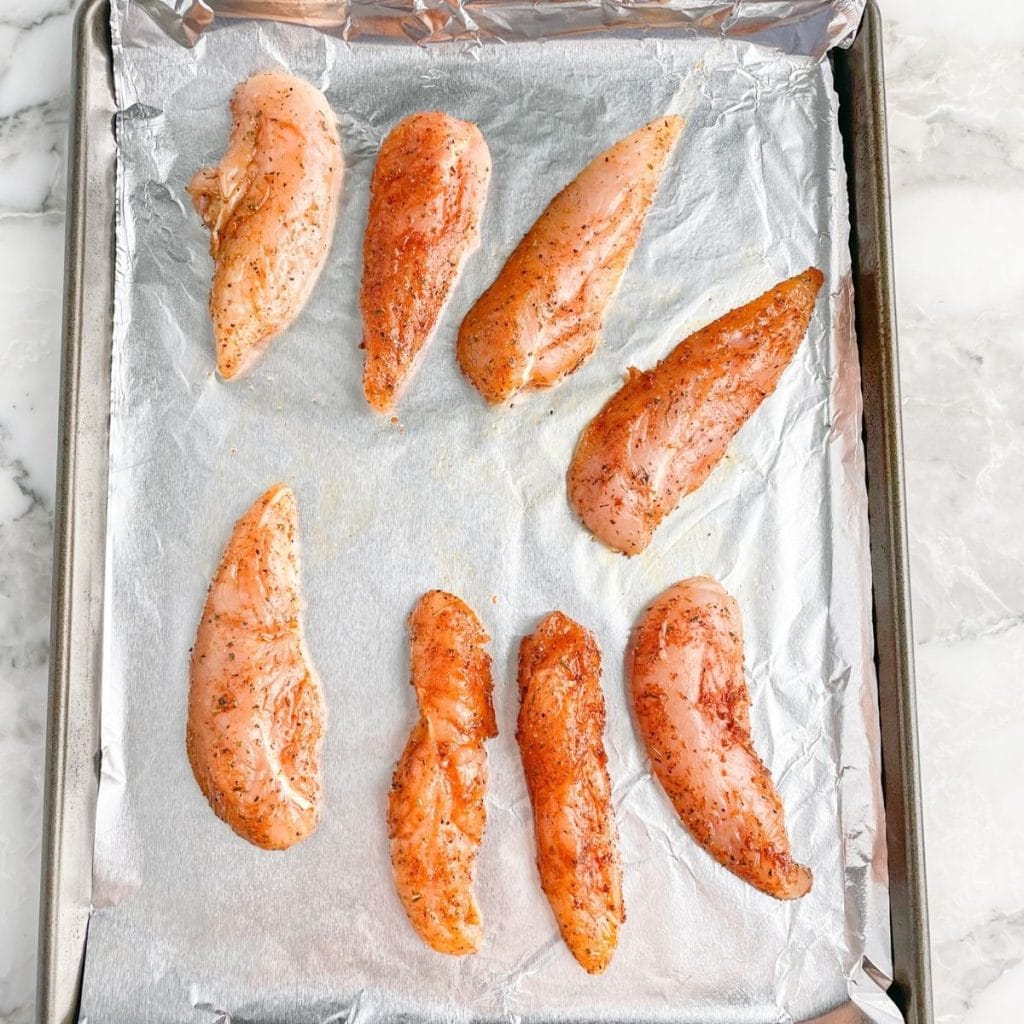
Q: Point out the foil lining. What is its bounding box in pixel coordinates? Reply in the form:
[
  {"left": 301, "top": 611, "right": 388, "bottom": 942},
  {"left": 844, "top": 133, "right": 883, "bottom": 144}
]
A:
[
  {"left": 83, "top": 0, "right": 892, "bottom": 1020},
  {"left": 136, "top": 0, "right": 867, "bottom": 57}
]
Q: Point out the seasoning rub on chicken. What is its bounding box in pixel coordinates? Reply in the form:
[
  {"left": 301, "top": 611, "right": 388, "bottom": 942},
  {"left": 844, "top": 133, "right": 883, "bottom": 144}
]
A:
[
  {"left": 517, "top": 612, "right": 624, "bottom": 973},
  {"left": 458, "top": 116, "right": 684, "bottom": 404},
  {"left": 569, "top": 268, "right": 824, "bottom": 555},
  {"left": 361, "top": 112, "right": 491, "bottom": 412},
  {"left": 187, "top": 484, "right": 325, "bottom": 850},
  {"left": 188, "top": 72, "right": 343, "bottom": 379},
  {"left": 388, "top": 591, "right": 497, "bottom": 955},
  {"left": 628, "top": 576, "right": 812, "bottom": 900}
]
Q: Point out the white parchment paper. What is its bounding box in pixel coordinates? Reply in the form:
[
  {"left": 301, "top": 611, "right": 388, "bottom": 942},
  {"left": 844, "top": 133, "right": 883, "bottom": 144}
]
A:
[{"left": 82, "top": 2, "right": 893, "bottom": 1020}]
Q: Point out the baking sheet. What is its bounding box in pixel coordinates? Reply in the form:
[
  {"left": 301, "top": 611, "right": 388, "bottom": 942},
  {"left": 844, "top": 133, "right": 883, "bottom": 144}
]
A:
[{"left": 81, "top": 1, "right": 892, "bottom": 1020}]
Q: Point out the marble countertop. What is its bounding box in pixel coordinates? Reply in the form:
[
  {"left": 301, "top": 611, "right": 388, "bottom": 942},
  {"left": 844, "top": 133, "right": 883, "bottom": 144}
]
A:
[{"left": 0, "top": 1, "right": 1020, "bottom": 1020}]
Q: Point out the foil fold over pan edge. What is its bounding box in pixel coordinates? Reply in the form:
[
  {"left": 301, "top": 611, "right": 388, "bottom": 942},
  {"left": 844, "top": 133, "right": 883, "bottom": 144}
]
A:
[{"left": 135, "top": 0, "right": 867, "bottom": 56}]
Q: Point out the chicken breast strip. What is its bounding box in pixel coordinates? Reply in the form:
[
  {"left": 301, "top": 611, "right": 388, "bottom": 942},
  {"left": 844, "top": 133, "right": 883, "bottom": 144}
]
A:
[
  {"left": 457, "top": 116, "right": 684, "bottom": 404},
  {"left": 569, "top": 267, "right": 824, "bottom": 555},
  {"left": 388, "top": 591, "right": 497, "bottom": 955},
  {"left": 361, "top": 112, "right": 491, "bottom": 412},
  {"left": 188, "top": 72, "right": 343, "bottom": 379},
  {"left": 628, "top": 577, "right": 812, "bottom": 899},
  {"left": 187, "top": 484, "right": 325, "bottom": 850},
  {"left": 517, "top": 612, "right": 624, "bottom": 974}
]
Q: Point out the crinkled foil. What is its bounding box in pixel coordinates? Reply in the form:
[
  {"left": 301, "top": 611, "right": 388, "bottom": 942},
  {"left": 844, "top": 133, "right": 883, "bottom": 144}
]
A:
[
  {"left": 83, "top": 0, "right": 892, "bottom": 1020},
  {"left": 136, "top": 0, "right": 867, "bottom": 57}
]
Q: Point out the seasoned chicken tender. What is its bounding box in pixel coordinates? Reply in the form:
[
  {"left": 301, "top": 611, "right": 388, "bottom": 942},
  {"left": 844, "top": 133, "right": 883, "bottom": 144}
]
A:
[
  {"left": 569, "top": 268, "right": 824, "bottom": 554},
  {"left": 628, "top": 576, "right": 812, "bottom": 900},
  {"left": 187, "top": 484, "right": 325, "bottom": 850},
  {"left": 458, "top": 116, "right": 684, "bottom": 404},
  {"left": 362, "top": 112, "right": 491, "bottom": 412},
  {"left": 188, "top": 72, "right": 343, "bottom": 379},
  {"left": 517, "top": 612, "right": 624, "bottom": 973},
  {"left": 388, "top": 591, "right": 497, "bottom": 955}
]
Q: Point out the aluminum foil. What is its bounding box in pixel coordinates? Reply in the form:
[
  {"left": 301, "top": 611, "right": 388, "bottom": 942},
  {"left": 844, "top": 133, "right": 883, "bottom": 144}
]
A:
[
  {"left": 137, "top": 0, "right": 867, "bottom": 57},
  {"left": 83, "top": 0, "right": 892, "bottom": 1020}
]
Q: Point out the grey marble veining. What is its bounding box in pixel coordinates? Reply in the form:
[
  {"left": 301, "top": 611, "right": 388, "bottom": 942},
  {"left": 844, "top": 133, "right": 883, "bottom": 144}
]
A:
[
  {"left": 0, "top": 1, "right": 1021, "bottom": 1021},
  {"left": 882, "top": 1, "right": 1024, "bottom": 1020},
  {"left": 0, "top": 5, "right": 74, "bottom": 1020}
]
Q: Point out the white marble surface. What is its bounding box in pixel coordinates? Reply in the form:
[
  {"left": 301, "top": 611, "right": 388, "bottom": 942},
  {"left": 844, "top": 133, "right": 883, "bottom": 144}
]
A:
[{"left": 0, "top": 1, "right": 1021, "bottom": 1021}]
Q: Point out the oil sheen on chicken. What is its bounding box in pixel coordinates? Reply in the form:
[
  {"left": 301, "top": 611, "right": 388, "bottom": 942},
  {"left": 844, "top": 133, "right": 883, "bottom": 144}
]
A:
[
  {"left": 569, "top": 268, "right": 824, "bottom": 555},
  {"left": 628, "top": 576, "right": 812, "bottom": 899},
  {"left": 517, "top": 611, "right": 624, "bottom": 973},
  {"left": 188, "top": 72, "right": 343, "bottom": 379},
  {"left": 187, "top": 484, "right": 325, "bottom": 850},
  {"left": 361, "top": 112, "right": 491, "bottom": 412},
  {"left": 457, "top": 116, "right": 684, "bottom": 404},
  {"left": 388, "top": 591, "right": 497, "bottom": 955}
]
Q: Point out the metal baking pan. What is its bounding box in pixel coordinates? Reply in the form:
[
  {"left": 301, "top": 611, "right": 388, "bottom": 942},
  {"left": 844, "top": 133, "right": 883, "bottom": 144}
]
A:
[{"left": 37, "top": 0, "right": 932, "bottom": 1020}]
